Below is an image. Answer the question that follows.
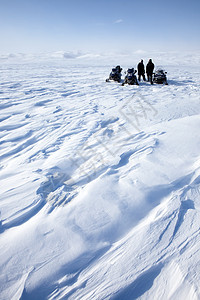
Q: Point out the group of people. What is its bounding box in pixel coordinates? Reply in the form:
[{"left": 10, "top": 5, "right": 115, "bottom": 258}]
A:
[
  {"left": 137, "top": 59, "right": 154, "bottom": 84},
  {"left": 107, "top": 59, "right": 158, "bottom": 85}
]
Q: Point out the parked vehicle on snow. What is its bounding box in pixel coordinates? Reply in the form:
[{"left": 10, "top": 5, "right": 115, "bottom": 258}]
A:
[
  {"left": 122, "top": 68, "right": 139, "bottom": 86},
  {"left": 153, "top": 69, "right": 168, "bottom": 85},
  {"left": 106, "top": 65, "right": 122, "bottom": 83}
]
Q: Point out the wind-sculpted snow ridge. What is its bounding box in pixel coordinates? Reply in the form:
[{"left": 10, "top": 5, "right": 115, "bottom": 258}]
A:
[{"left": 0, "top": 60, "right": 200, "bottom": 300}]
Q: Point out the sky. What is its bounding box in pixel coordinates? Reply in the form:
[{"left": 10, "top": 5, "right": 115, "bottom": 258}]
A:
[{"left": 0, "top": 0, "right": 200, "bottom": 54}]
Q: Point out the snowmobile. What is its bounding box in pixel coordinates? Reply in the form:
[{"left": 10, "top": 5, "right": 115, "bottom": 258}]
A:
[
  {"left": 122, "top": 68, "right": 139, "bottom": 86},
  {"left": 106, "top": 65, "right": 122, "bottom": 83},
  {"left": 153, "top": 69, "right": 168, "bottom": 85}
]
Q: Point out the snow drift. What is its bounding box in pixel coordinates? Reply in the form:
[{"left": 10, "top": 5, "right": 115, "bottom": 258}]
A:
[{"left": 0, "top": 54, "right": 200, "bottom": 299}]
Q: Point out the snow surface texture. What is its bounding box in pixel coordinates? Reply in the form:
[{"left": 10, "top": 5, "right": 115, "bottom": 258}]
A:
[{"left": 0, "top": 53, "right": 200, "bottom": 299}]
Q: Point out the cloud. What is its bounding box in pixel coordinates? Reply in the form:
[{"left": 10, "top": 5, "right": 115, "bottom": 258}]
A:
[{"left": 114, "top": 19, "right": 123, "bottom": 24}]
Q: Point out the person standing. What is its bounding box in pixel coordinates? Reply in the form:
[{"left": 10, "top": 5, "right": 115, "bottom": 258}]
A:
[
  {"left": 137, "top": 59, "right": 146, "bottom": 81},
  {"left": 146, "top": 59, "right": 154, "bottom": 84}
]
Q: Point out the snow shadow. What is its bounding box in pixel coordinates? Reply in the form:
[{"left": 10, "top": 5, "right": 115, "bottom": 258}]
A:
[
  {"left": 173, "top": 199, "right": 195, "bottom": 237},
  {"left": 0, "top": 217, "right": 3, "bottom": 233},
  {"left": 111, "top": 263, "right": 163, "bottom": 300},
  {"left": 0, "top": 198, "right": 45, "bottom": 233},
  {"left": 20, "top": 246, "right": 111, "bottom": 300},
  {"left": 167, "top": 79, "right": 195, "bottom": 86},
  {"left": 36, "top": 167, "right": 78, "bottom": 210}
]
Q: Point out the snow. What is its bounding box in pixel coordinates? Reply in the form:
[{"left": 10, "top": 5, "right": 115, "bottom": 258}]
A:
[{"left": 0, "top": 52, "right": 200, "bottom": 299}]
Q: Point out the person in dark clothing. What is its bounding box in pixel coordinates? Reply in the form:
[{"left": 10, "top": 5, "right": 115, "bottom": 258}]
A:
[
  {"left": 137, "top": 59, "right": 146, "bottom": 81},
  {"left": 116, "top": 65, "right": 122, "bottom": 73},
  {"left": 146, "top": 59, "right": 154, "bottom": 84}
]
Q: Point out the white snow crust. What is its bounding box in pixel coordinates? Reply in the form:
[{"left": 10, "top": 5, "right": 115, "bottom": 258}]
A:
[{"left": 0, "top": 52, "right": 200, "bottom": 299}]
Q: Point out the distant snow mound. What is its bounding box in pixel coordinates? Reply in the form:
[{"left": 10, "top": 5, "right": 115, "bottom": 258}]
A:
[
  {"left": 0, "top": 50, "right": 200, "bottom": 66},
  {"left": 50, "top": 51, "right": 82, "bottom": 59}
]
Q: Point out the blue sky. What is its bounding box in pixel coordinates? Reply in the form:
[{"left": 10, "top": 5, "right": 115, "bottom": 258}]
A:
[{"left": 0, "top": 0, "right": 199, "bottom": 54}]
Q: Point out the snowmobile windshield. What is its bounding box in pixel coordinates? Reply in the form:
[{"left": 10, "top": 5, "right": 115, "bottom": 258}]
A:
[
  {"left": 155, "top": 67, "right": 165, "bottom": 74},
  {"left": 127, "top": 68, "right": 134, "bottom": 73}
]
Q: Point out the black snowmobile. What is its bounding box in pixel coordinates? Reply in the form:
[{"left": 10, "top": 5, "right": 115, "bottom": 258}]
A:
[
  {"left": 106, "top": 65, "right": 122, "bottom": 83},
  {"left": 122, "top": 68, "right": 139, "bottom": 86},
  {"left": 153, "top": 69, "right": 168, "bottom": 85}
]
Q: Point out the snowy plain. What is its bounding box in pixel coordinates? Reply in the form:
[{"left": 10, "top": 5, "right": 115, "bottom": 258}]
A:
[{"left": 0, "top": 51, "right": 200, "bottom": 299}]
